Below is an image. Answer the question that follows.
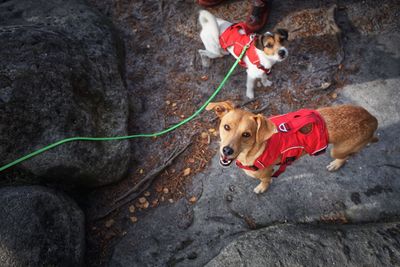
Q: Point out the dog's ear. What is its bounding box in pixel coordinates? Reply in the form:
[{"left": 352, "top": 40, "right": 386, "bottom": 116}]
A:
[
  {"left": 255, "top": 35, "right": 269, "bottom": 50},
  {"left": 276, "top": 29, "right": 288, "bottom": 41},
  {"left": 255, "top": 35, "right": 265, "bottom": 50},
  {"left": 206, "top": 101, "right": 234, "bottom": 118},
  {"left": 253, "top": 114, "right": 276, "bottom": 143}
]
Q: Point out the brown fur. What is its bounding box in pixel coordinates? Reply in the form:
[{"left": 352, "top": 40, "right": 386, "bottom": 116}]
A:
[{"left": 207, "top": 102, "right": 378, "bottom": 194}]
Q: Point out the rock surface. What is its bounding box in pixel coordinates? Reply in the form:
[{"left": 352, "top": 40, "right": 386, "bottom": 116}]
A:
[
  {"left": 0, "top": 186, "right": 85, "bottom": 267},
  {"left": 0, "top": 0, "right": 130, "bottom": 187},
  {"left": 206, "top": 222, "right": 400, "bottom": 266},
  {"left": 106, "top": 1, "right": 400, "bottom": 266}
]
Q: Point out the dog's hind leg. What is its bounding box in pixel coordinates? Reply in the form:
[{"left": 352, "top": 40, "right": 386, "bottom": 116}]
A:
[
  {"left": 327, "top": 139, "right": 370, "bottom": 171},
  {"left": 246, "top": 74, "right": 256, "bottom": 99},
  {"left": 198, "top": 49, "right": 223, "bottom": 68}
]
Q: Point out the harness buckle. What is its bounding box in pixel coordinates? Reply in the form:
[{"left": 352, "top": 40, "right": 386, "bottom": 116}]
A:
[
  {"left": 278, "top": 123, "right": 290, "bottom": 132},
  {"left": 245, "top": 34, "right": 256, "bottom": 47}
]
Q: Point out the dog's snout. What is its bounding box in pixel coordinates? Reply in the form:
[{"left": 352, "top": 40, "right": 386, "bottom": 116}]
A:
[
  {"left": 278, "top": 49, "right": 286, "bottom": 58},
  {"left": 223, "top": 146, "right": 234, "bottom": 156}
]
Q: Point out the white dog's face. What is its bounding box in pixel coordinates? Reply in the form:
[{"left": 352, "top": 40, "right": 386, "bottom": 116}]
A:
[{"left": 256, "top": 29, "right": 289, "bottom": 62}]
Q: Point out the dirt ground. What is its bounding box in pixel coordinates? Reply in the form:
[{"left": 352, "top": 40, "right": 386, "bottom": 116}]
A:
[{"left": 83, "top": 0, "right": 360, "bottom": 265}]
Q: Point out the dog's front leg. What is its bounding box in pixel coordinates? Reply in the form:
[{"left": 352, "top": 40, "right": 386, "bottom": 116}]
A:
[
  {"left": 244, "top": 167, "right": 273, "bottom": 194},
  {"left": 246, "top": 74, "right": 256, "bottom": 99}
]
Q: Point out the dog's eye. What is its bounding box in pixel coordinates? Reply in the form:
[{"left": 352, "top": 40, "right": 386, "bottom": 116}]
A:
[
  {"left": 265, "top": 43, "right": 273, "bottom": 48},
  {"left": 224, "top": 124, "right": 230, "bottom": 131},
  {"left": 242, "top": 132, "right": 251, "bottom": 138}
]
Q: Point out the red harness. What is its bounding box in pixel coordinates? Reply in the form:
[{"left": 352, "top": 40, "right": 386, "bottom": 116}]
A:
[
  {"left": 236, "top": 109, "right": 329, "bottom": 177},
  {"left": 219, "top": 23, "right": 271, "bottom": 74}
]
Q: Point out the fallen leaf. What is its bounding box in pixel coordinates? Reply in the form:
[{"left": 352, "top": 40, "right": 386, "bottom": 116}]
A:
[
  {"left": 168, "top": 199, "right": 174, "bottom": 203},
  {"left": 139, "top": 169, "right": 144, "bottom": 174},
  {"left": 130, "top": 216, "right": 138, "bottom": 223},
  {"left": 152, "top": 199, "right": 159, "bottom": 207},
  {"left": 143, "top": 201, "right": 149, "bottom": 209},
  {"left": 105, "top": 219, "right": 114, "bottom": 228},
  {"left": 183, "top": 168, "right": 191, "bottom": 176},
  {"left": 172, "top": 103, "right": 177, "bottom": 107},
  {"left": 189, "top": 196, "right": 197, "bottom": 203},
  {"left": 188, "top": 158, "right": 195, "bottom": 163},
  {"left": 139, "top": 197, "right": 147, "bottom": 204},
  {"left": 331, "top": 92, "right": 338, "bottom": 99},
  {"left": 129, "top": 205, "right": 136, "bottom": 213},
  {"left": 165, "top": 100, "right": 171, "bottom": 105},
  {"left": 163, "top": 188, "right": 169, "bottom": 194},
  {"left": 208, "top": 128, "right": 216, "bottom": 133},
  {"left": 144, "top": 191, "right": 151, "bottom": 197},
  {"left": 201, "top": 132, "right": 208, "bottom": 139},
  {"left": 201, "top": 75, "right": 209, "bottom": 81}
]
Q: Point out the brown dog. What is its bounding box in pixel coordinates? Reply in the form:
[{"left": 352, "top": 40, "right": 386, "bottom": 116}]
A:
[{"left": 207, "top": 101, "right": 378, "bottom": 194}]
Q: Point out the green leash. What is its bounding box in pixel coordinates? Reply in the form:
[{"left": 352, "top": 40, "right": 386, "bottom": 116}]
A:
[{"left": 0, "top": 45, "right": 249, "bottom": 173}]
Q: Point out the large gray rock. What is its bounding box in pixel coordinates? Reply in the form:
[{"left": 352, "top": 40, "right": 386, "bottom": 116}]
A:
[
  {"left": 108, "top": 1, "right": 400, "bottom": 266},
  {"left": 0, "top": 186, "right": 85, "bottom": 267},
  {"left": 206, "top": 222, "right": 400, "bottom": 266},
  {"left": 0, "top": 0, "right": 129, "bottom": 187}
]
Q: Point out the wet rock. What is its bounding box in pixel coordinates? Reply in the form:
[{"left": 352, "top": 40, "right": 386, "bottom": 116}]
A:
[
  {"left": 206, "top": 223, "right": 400, "bottom": 266},
  {"left": 0, "top": 0, "right": 129, "bottom": 187},
  {"left": 0, "top": 186, "right": 85, "bottom": 267}
]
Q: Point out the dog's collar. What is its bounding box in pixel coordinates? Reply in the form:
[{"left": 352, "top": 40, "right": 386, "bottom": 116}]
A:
[{"left": 258, "top": 65, "right": 271, "bottom": 74}]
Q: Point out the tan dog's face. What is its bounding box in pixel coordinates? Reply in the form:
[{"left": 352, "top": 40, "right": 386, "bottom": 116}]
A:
[
  {"left": 256, "top": 29, "right": 289, "bottom": 62},
  {"left": 206, "top": 101, "right": 276, "bottom": 167}
]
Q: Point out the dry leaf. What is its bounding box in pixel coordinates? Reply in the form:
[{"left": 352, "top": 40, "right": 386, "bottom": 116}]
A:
[
  {"left": 139, "top": 169, "right": 144, "bottom": 174},
  {"left": 208, "top": 128, "right": 216, "bottom": 133},
  {"left": 105, "top": 219, "right": 114, "bottom": 228},
  {"left": 130, "top": 216, "right": 138, "bottom": 223},
  {"left": 165, "top": 100, "right": 171, "bottom": 105},
  {"left": 163, "top": 188, "right": 169, "bottom": 194},
  {"left": 201, "top": 132, "right": 209, "bottom": 139},
  {"left": 201, "top": 75, "right": 209, "bottom": 81},
  {"left": 139, "top": 197, "right": 147, "bottom": 204},
  {"left": 183, "top": 168, "right": 191, "bottom": 176},
  {"left": 144, "top": 191, "right": 151, "bottom": 197},
  {"left": 129, "top": 205, "right": 136, "bottom": 213},
  {"left": 189, "top": 196, "right": 197, "bottom": 203}
]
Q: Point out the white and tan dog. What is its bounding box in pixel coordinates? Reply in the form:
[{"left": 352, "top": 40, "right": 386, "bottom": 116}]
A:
[{"left": 198, "top": 10, "right": 289, "bottom": 99}]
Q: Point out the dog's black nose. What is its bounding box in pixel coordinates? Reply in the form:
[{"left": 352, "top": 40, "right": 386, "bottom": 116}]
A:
[
  {"left": 278, "top": 49, "right": 286, "bottom": 58},
  {"left": 223, "top": 146, "right": 234, "bottom": 156}
]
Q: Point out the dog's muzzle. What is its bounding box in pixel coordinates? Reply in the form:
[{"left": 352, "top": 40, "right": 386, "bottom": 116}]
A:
[
  {"left": 278, "top": 48, "right": 288, "bottom": 60},
  {"left": 219, "top": 154, "right": 233, "bottom": 167}
]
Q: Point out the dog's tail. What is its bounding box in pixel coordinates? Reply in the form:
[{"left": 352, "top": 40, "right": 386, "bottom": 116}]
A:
[{"left": 199, "top": 10, "right": 219, "bottom": 39}]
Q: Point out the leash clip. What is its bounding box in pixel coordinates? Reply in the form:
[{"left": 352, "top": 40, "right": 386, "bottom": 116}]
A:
[{"left": 245, "top": 34, "right": 256, "bottom": 47}]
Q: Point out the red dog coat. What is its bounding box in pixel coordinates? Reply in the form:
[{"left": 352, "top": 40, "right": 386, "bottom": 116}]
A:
[
  {"left": 236, "top": 109, "right": 329, "bottom": 177},
  {"left": 219, "top": 23, "right": 271, "bottom": 74}
]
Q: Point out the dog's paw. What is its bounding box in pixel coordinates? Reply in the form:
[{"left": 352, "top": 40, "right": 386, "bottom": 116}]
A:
[
  {"left": 261, "top": 78, "right": 272, "bottom": 87},
  {"left": 253, "top": 183, "right": 268, "bottom": 194},
  {"left": 326, "top": 159, "right": 346, "bottom": 172},
  {"left": 246, "top": 91, "right": 255, "bottom": 99},
  {"left": 201, "top": 58, "right": 211, "bottom": 68}
]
